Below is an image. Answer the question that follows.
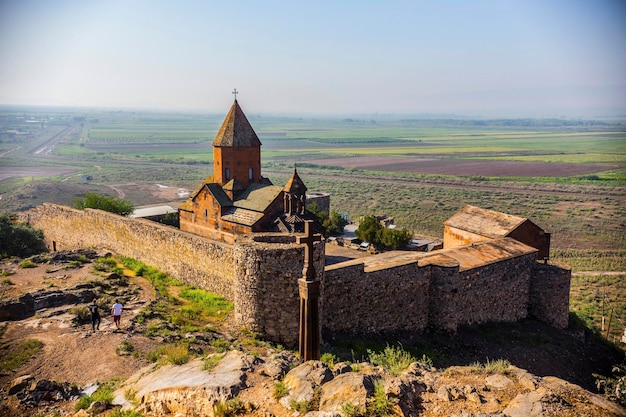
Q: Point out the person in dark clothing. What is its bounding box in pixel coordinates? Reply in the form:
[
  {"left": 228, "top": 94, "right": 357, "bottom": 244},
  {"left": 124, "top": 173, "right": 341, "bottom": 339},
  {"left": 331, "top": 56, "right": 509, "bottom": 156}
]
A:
[{"left": 88, "top": 299, "right": 100, "bottom": 331}]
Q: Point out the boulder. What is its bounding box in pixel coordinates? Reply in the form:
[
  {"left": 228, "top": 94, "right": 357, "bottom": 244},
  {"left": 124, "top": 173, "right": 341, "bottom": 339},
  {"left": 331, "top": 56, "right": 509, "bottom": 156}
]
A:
[
  {"left": 115, "top": 351, "right": 254, "bottom": 416},
  {"left": 319, "top": 373, "right": 375, "bottom": 412},
  {"left": 486, "top": 374, "right": 514, "bottom": 389},
  {"left": 8, "top": 375, "right": 34, "bottom": 395},
  {"left": 258, "top": 350, "right": 298, "bottom": 379},
  {"left": 502, "top": 388, "right": 546, "bottom": 417},
  {"left": 282, "top": 360, "right": 333, "bottom": 406}
]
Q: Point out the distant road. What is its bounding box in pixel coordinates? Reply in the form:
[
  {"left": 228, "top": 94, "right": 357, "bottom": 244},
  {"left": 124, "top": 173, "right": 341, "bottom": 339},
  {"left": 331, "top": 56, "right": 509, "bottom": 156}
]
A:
[{"left": 0, "top": 166, "right": 78, "bottom": 181}]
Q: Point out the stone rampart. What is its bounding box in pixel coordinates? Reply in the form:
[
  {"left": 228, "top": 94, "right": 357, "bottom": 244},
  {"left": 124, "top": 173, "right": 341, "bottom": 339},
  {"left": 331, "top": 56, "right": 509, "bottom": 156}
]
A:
[
  {"left": 529, "top": 262, "right": 571, "bottom": 329},
  {"left": 430, "top": 253, "right": 536, "bottom": 332},
  {"left": 18, "top": 204, "right": 571, "bottom": 344},
  {"left": 18, "top": 204, "right": 235, "bottom": 299},
  {"left": 233, "top": 234, "right": 324, "bottom": 345},
  {"left": 323, "top": 260, "right": 430, "bottom": 336}
]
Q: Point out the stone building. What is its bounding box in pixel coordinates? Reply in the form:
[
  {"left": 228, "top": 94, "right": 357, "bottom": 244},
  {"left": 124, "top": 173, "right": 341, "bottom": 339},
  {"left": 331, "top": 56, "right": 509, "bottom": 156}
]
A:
[
  {"left": 443, "top": 205, "right": 551, "bottom": 260},
  {"left": 178, "top": 99, "right": 317, "bottom": 243}
]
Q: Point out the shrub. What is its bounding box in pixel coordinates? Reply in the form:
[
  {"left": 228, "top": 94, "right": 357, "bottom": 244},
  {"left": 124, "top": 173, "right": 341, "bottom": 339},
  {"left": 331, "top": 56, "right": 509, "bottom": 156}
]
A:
[
  {"left": 342, "top": 402, "right": 365, "bottom": 417},
  {"left": 273, "top": 381, "right": 288, "bottom": 400},
  {"left": 367, "top": 344, "right": 415, "bottom": 376},
  {"left": 109, "top": 409, "right": 144, "bottom": 417},
  {"left": 70, "top": 305, "right": 91, "bottom": 325},
  {"left": 320, "top": 352, "right": 338, "bottom": 368},
  {"left": 71, "top": 192, "right": 134, "bottom": 216},
  {"left": 417, "top": 354, "right": 433, "bottom": 367},
  {"left": 165, "top": 344, "right": 190, "bottom": 365},
  {"left": 19, "top": 260, "right": 37, "bottom": 269},
  {"left": 0, "top": 214, "right": 46, "bottom": 258},
  {"left": 469, "top": 358, "right": 511, "bottom": 374},
  {"left": 367, "top": 380, "right": 394, "bottom": 416},
  {"left": 1, "top": 278, "right": 14, "bottom": 285},
  {"left": 116, "top": 340, "right": 135, "bottom": 356},
  {"left": 213, "top": 397, "right": 246, "bottom": 417}
]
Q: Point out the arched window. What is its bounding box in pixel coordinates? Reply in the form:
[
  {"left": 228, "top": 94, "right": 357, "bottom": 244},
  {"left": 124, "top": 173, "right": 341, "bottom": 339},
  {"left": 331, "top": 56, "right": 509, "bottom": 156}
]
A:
[
  {"left": 225, "top": 168, "right": 230, "bottom": 180},
  {"left": 248, "top": 167, "right": 253, "bottom": 181}
]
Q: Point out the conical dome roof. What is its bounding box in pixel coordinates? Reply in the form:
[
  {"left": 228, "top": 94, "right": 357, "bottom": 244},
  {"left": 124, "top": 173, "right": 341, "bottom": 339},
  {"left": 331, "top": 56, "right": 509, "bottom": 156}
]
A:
[
  {"left": 284, "top": 168, "right": 307, "bottom": 193},
  {"left": 212, "top": 100, "right": 262, "bottom": 147}
]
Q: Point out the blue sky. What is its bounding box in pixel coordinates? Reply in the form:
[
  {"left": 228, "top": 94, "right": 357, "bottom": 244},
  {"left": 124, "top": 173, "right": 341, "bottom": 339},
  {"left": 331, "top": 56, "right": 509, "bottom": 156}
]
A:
[{"left": 0, "top": 0, "right": 624, "bottom": 116}]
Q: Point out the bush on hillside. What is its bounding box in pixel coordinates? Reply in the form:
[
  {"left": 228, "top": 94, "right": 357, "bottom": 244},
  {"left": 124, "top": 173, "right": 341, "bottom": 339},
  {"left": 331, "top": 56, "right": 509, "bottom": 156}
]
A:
[
  {"left": 71, "top": 192, "right": 134, "bottom": 216},
  {"left": 0, "top": 214, "right": 47, "bottom": 258}
]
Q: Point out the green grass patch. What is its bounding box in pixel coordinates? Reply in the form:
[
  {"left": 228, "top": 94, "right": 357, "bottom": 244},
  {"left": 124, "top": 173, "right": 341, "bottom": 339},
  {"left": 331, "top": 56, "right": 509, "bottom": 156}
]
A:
[
  {"left": 178, "top": 287, "right": 234, "bottom": 320},
  {"left": 0, "top": 339, "right": 44, "bottom": 372}
]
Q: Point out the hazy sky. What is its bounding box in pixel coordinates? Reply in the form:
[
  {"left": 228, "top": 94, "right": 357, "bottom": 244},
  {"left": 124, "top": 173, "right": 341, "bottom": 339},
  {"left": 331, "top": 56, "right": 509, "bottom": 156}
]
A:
[{"left": 1, "top": 0, "right": 625, "bottom": 116}]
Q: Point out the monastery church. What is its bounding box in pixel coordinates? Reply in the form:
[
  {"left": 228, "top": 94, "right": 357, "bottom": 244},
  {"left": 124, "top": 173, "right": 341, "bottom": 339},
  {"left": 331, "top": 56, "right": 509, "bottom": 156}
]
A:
[{"left": 178, "top": 99, "right": 317, "bottom": 243}]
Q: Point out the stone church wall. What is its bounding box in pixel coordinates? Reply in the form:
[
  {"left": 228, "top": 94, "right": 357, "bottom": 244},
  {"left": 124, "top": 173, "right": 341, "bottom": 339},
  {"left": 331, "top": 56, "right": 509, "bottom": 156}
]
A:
[
  {"left": 233, "top": 234, "right": 325, "bottom": 345},
  {"left": 323, "top": 261, "right": 430, "bottom": 336},
  {"left": 529, "top": 262, "right": 571, "bottom": 329},
  {"left": 429, "top": 253, "right": 536, "bottom": 332},
  {"left": 18, "top": 204, "right": 235, "bottom": 299}
]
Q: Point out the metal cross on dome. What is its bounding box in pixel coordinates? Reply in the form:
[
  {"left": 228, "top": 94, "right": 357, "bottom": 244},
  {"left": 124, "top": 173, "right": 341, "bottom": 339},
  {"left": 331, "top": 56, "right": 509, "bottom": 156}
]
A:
[{"left": 232, "top": 88, "right": 238, "bottom": 101}]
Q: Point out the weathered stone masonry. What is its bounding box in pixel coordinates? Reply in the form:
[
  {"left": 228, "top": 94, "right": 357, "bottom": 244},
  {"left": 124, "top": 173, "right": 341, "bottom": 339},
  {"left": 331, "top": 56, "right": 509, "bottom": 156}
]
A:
[
  {"left": 19, "top": 204, "right": 235, "bottom": 299},
  {"left": 18, "top": 203, "right": 570, "bottom": 346}
]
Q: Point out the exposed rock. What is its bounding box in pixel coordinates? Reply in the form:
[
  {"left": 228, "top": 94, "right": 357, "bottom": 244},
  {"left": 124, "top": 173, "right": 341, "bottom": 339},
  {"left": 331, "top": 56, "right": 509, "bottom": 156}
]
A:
[
  {"left": 331, "top": 362, "right": 352, "bottom": 375},
  {"left": 8, "top": 375, "right": 34, "bottom": 395},
  {"left": 437, "top": 385, "right": 453, "bottom": 401},
  {"left": 384, "top": 365, "right": 427, "bottom": 417},
  {"left": 502, "top": 388, "right": 546, "bottom": 417},
  {"left": 87, "top": 400, "right": 109, "bottom": 414},
  {"left": 114, "top": 351, "right": 254, "bottom": 416},
  {"left": 319, "top": 372, "right": 375, "bottom": 412},
  {"left": 9, "top": 378, "right": 80, "bottom": 407},
  {"left": 486, "top": 374, "right": 514, "bottom": 389},
  {"left": 258, "top": 350, "right": 298, "bottom": 379},
  {"left": 0, "top": 286, "right": 97, "bottom": 321},
  {"left": 281, "top": 360, "right": 333, "bottom": 406}
]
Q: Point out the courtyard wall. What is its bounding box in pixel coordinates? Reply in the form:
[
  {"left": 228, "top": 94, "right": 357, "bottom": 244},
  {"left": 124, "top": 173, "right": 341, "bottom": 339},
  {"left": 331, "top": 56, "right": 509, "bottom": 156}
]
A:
[{"left": 18, "top": 204, "right": 235, "bottom": 299}]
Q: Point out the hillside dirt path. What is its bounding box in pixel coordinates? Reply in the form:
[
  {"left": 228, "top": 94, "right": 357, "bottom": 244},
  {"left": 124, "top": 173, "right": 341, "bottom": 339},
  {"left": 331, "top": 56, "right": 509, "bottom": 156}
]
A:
[{"left": 0, "top": 263, "right": 158, "bottom": 388}]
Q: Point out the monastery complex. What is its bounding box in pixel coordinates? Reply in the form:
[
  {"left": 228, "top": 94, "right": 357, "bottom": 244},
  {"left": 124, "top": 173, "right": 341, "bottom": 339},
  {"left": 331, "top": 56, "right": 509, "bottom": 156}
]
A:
[{"left": 18, "top": 99, "right": 572, "bottom": 345}]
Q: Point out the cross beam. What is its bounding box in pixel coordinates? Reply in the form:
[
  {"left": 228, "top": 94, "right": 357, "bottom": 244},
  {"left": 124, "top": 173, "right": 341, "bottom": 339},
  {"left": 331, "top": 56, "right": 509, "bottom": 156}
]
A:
[{"left": 296, "top": 220, "right": 322, "bottom": 281}]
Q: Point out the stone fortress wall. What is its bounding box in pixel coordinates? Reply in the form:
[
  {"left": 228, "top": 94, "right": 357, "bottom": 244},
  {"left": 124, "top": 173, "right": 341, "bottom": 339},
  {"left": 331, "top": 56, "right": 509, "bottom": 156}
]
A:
[{"left": 18, "top": 203, "right": 570, "bottom": 346}]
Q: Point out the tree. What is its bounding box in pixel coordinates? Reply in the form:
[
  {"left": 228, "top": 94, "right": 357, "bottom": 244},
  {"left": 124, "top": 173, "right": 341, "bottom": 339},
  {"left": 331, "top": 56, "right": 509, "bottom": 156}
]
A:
[
  {"left": 0, "top": 214, "right": 47, "bottom": 258},
  {"left": 71, "top": 192, "right": 134, "bottom": 216},
  {"left": 380, "top": 227, "right": 412, "bottom": 249},
  {"left": 355, "top": 215, "right": 383, "bottom": 243},
  {"left": 356, "top": 214, "right": 412, "bottom": 250},
  {"left": 306, "top": 202, "right": 347, "bottom": 237}
]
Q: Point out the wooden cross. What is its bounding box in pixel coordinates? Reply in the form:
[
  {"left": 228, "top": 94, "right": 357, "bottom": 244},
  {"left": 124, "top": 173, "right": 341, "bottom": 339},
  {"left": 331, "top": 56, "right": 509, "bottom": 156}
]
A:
[
  {"left": 232, "top": 88, "right": 239, "bottom": 101},
  {"left": 296, "top": 220, "right": 322, "bottom": 281}
]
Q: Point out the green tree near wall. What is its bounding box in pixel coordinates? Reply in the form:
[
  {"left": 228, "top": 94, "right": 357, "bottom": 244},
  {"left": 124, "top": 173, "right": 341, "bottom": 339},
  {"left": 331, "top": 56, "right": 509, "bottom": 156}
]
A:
[
  {"left": 356, "top": 215, "right": 412, "bottom": 250},
  {"left": 71, "top": 192, "right": 135, "bottom": 216},
  {"left": 306, "top": 202, "right": 347, "bottom": 237},
  {"left": 0, "top": 214, "right": 47, "bottom": 258}
]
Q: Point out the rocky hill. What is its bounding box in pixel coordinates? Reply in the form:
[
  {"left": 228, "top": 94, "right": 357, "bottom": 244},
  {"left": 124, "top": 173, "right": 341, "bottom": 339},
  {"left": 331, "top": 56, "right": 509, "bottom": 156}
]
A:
[{"left": 0, "top": 250, "right": 625, "bottom": 417}]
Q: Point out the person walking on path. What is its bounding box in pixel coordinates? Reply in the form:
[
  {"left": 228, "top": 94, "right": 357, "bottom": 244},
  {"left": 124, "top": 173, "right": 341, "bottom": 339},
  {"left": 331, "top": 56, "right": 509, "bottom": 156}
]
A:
[
  {"left": 111, "top": 300, "right": 123, "bottom": 330},
  {"left": 88, "top": 299, "right": 100, "bottom": 331}
]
